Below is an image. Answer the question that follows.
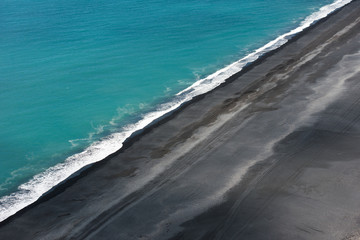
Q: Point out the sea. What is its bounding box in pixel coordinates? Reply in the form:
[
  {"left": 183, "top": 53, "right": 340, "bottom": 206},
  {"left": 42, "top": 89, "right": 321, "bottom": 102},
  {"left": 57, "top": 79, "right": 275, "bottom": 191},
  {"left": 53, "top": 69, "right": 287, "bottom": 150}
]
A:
[{"left": 0, "top": 0, "right": 352, "bottom": 222}]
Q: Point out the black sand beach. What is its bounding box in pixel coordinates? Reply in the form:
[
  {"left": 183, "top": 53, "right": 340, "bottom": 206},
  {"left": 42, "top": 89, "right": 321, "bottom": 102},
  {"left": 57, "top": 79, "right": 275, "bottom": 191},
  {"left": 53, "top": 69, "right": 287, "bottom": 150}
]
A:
[{"left": 1, "top": 1, "right": 360, "bottom": 239}]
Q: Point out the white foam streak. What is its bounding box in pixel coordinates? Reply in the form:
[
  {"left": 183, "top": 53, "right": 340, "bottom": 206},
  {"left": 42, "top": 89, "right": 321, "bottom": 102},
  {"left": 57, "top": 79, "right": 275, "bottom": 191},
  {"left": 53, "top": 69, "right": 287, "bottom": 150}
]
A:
[
  {"left": 0, "top": 0, "right": 352, "bottom": 223},
  {"left": 177, "top": 0, "right": 352, "bottom": 98}
]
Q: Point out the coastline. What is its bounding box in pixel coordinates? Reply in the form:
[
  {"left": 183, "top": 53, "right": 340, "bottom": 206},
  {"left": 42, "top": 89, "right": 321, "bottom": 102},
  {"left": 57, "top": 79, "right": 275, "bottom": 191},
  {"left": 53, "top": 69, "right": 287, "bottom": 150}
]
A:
[
  {"left": 1, "top": 0, "right": 360, "bottom": 239},
  {"left": 0, "top": 0, "right": 352, "bottom": 224}
]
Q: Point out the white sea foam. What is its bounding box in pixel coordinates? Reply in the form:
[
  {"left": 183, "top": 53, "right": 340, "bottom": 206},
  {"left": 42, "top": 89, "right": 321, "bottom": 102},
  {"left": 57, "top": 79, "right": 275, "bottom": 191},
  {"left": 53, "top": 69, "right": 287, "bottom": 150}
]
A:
[{"left": 0, "top": 0, "right": 352, "bottom": 223}]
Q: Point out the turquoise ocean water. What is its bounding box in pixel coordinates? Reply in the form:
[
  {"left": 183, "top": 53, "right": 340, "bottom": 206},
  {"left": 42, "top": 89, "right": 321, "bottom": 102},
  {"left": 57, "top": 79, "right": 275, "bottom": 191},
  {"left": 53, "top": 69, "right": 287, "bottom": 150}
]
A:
[{"left": 0, "top": 0, "right": 351, "bottom": 221}]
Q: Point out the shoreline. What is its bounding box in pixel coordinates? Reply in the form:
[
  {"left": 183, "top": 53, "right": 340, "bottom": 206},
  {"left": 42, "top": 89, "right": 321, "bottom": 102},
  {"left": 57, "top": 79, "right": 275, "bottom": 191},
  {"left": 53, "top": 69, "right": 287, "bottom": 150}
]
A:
[
  {"left": 1, "top": 0, "right": 360, "bottom": 239},
  {"left": 0, "top": 0, "right": 352, "bottom": 225}
]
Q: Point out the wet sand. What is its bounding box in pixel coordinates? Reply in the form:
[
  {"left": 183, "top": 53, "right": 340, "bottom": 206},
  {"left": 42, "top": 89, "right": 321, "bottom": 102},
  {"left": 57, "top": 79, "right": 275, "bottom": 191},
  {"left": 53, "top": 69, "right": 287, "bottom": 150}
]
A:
[{"left": 1, "top": 1, "right": 360, "bottom": 239}]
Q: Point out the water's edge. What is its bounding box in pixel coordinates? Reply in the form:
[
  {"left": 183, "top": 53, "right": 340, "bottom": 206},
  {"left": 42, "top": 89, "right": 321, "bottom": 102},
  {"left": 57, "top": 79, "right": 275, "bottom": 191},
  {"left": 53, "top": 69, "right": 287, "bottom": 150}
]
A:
[{"left": 0, "top": 0, "right": 352, "bottom": 224}]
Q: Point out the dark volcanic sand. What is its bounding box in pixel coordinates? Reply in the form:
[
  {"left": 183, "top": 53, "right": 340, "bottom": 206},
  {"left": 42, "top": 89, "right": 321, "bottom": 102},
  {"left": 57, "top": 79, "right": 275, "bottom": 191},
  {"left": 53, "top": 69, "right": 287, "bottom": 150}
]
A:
[{"left": 1, "top": 1, "right": 360, "bottom": 239}]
